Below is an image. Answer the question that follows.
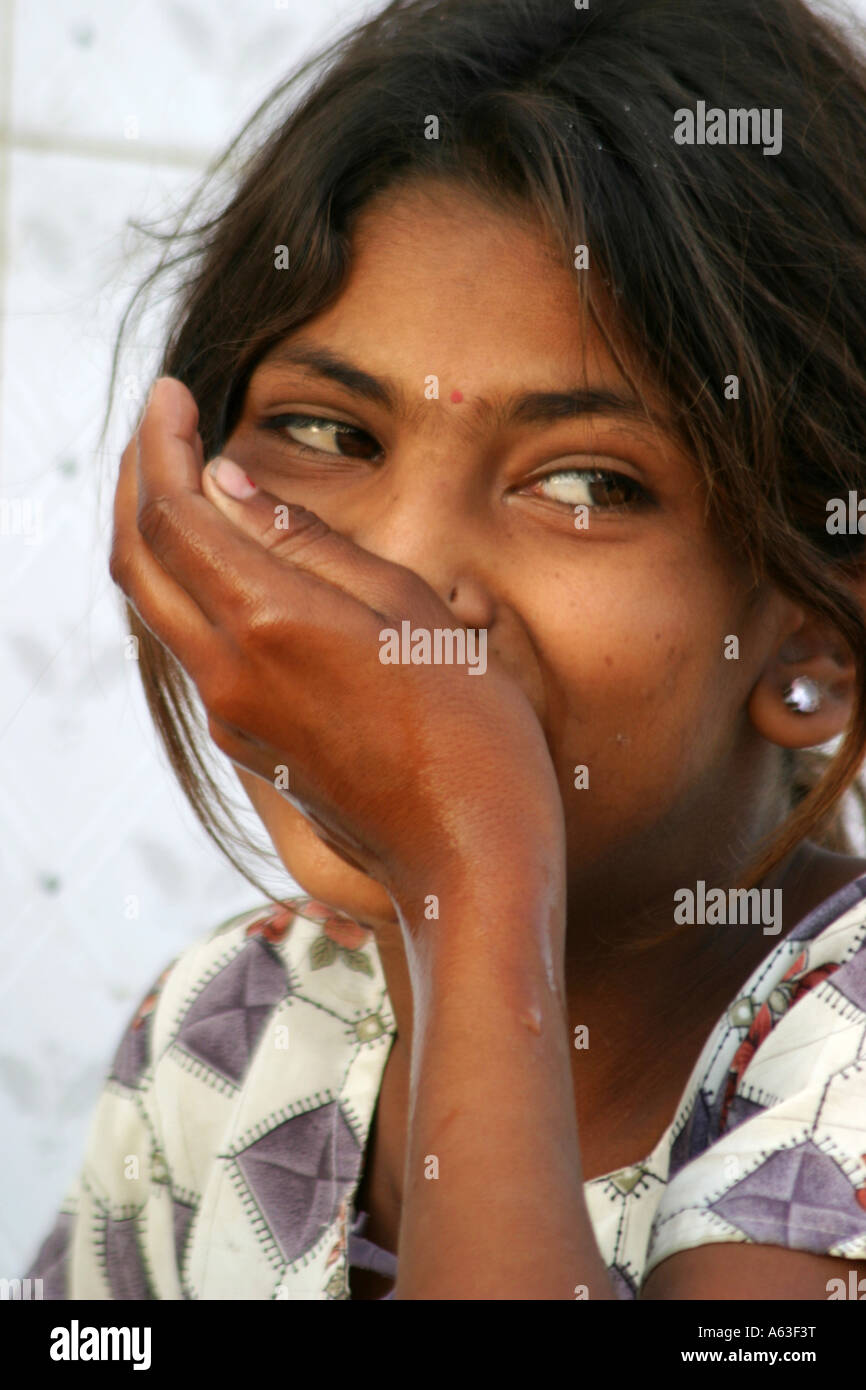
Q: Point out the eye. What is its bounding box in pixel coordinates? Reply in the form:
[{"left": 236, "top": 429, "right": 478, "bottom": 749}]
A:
[
  {"left": 525, "top": 467, "right": 651, "bottom": 511},
  {"left": 261, "top": 413, "right": 383, "bottom": 461}
]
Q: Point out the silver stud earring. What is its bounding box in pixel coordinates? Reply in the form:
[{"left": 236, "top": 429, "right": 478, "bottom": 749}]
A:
[{"left": 782, "top": 676, "right": 822, "bottom": 714}]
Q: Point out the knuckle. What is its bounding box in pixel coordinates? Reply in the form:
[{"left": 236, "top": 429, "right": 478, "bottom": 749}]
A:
[
  {"left": 221, "top": 596, "right": 288, "bottom": 657},
  {"left": 280, "top": 510, "right": 332, "bottom": 556},
  {"left": 137, "top": 493, "right": 177, "bottom": 547},
  {"left": 244, "top": 599, "right": 282, "bottom": 646},
  {"left": 200, "top": 664, "right": 252, "bottom": 732},
  {"left": 296, "top": 513, "right": 331, "bottom": 544}
]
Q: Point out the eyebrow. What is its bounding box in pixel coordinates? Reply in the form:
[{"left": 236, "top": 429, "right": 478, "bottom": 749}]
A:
[{"left": 257, "top": 342, "right": 669, "bottom": 434}]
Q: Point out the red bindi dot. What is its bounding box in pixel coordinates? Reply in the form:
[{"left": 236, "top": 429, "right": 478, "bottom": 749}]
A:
[{"left": 450, "top": 389, "right": 464, "bottom": 403}]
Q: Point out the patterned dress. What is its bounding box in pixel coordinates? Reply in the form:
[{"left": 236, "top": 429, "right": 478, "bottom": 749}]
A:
[{"left": 25, "top": 875, "right": 866, "bottom": 1299}]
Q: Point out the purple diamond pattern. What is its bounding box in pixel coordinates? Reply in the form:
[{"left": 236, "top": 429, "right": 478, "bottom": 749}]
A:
[
  {"left": 710, "top": 1140, "right": 866, "bottom": 1251},
  {"left": 109, "top": 969, "right": 168, "bottom": 1089},
  {"left": 24, "top": 1211, "right": 73, "bottom": 1298},
  {"left": 172, "top": 1198, "right": 195, "bottom": 1271},
  {"left": 104, "top": 1215, "right": 155, "bottom": 1299},
  {"left": 175, "top": 939, "right": 289, "bottom": 1084},
  {"left": 668, "top": 1088, "right": 720, "bottom": 1180},
  {"left": 609, "top": 1264, "right": 637, "bottom": 1300},
  {"left": 788, "top": 875, "right": 866, "bottom": 942},
  {"left": 830, "top": 940, "right": 866, "bottom": 1012},
  {"left": 20, "top": 875, "right": 866, "bottom": 1299},
  {"left": 348, "top": 1209, "right": 397, "bottom": 1280},
  {"left": 236, "top": 1102, "right": 362, "bottom": 1265},
  {"left": 722, "top": 1094, "right": 766, "bottom": 1135},
  {"left": 109, "top": 1011, "right": 151, "bottom": 1089}
]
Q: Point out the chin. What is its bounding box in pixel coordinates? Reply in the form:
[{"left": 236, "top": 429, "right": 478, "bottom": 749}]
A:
[
  {"left": 234, "top": 769, "right": 399, "bottom": 930},
  {"left": 279, "top": 812, "right": 399, "bottom": 931}
]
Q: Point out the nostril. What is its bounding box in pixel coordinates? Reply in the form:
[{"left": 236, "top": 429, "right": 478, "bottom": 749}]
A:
[{"left": 449, "top": 586, "right": 458, "bottom": 602}]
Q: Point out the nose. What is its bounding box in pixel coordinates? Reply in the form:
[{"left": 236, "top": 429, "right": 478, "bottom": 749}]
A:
[
  {"left": 329, "top": 474, "right": 551, "bottom": 734},
  {"left": 338, "top": 475, "right": 498, "bottom": 630}
]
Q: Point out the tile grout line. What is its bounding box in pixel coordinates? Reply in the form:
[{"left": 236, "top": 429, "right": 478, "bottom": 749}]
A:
[
  {"left": 0, "top": 0, "right": 15, "bottom": 489},
  {"left": 0, "top": 125, "right": 213, "bottom": 170}
]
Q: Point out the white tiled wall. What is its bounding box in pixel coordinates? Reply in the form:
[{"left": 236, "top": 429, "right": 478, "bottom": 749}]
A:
[{"left": 2, "top": 0, "right": 866, "bottom": 1285}]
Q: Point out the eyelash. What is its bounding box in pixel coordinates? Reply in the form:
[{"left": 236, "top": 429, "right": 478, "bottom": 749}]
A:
[{"left": 258, "top": 412, "right": 652, "bottom": 511}]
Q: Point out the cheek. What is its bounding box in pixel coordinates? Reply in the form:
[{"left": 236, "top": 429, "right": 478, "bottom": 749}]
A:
[{"left": 536, "top": 562, "right": 739, "bottom": 769}]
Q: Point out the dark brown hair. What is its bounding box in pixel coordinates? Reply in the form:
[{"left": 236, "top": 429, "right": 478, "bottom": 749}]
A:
[{"left": 103, "top": 0, "right": 866, "bottom": 906}]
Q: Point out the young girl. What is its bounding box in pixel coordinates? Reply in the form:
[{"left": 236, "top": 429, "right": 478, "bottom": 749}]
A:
[{"left": 25, "top": 0, "right": 866, "bottom": 1300}]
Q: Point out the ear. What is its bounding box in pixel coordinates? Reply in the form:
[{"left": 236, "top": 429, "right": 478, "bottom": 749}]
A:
[{"left": 747, "top": 599, "right": 861, "bottom": 751}]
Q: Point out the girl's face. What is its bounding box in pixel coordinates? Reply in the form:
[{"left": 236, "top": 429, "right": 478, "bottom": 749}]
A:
[{"left": 220, "top": 178, "right": 805, "bottom": 929}]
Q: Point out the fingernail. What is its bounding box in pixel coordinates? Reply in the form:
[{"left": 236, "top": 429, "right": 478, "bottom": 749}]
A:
[{"left": 209, "top": 457, "right": 258, "bottom": 499}]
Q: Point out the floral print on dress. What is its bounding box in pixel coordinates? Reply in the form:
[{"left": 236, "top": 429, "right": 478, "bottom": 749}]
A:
[
  {"left": 23, "top": 873, "right": 866, "bottom": 1299},
  {"left": 245, "top": 896, "right": 375, "bottom": 973},
  {"left": 297, "top": 897, "right": 375, "bottom": 977},
  {"left": 244, "top": 902, "right": 295, "bottom": 945},
  {"left": 719, "top": 953, "right": 842, "bottom": 1130},
  {"left": 131, "top": 965, "right": 173, "bottom": 1032}
]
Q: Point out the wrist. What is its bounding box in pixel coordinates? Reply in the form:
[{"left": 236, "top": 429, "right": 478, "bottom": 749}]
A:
[
  {"left": 390, "top": 841, "right": 568, "bottom": 1005},
  {"left": 389, "top": 793, "right": 566, "bottom": 915}
]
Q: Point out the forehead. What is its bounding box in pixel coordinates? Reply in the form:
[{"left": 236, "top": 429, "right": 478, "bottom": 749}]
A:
[
  {"left": 258, "top": 177, "right": 673, "bottom": 438},
  {"left": 347, "top": 177, "right": 578, "bottom": 318}
]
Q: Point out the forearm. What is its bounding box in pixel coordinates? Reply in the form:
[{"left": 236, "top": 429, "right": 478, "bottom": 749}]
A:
[{"left": 392, "top": 862, "right": 617, "bottom": 1301}]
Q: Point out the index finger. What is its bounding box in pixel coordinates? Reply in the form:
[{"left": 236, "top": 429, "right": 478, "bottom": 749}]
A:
[
  {"left": 131, "top": 377, "right": 319, "bottom": 631},
  {"left": 110, "top": 422, "right": 217, "bottom": 677}
]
